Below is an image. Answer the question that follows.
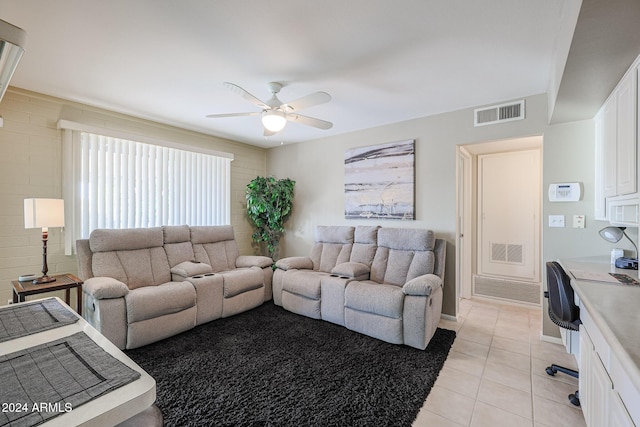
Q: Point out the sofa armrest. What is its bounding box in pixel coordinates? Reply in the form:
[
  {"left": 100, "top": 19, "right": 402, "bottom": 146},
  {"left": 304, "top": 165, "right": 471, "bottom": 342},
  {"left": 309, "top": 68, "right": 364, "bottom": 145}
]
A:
[
  {"left": 236, "top": 255, "right": 273, "bottom": 269},
  {"left": 171, "top": 261, "right": 212, "bottom": 279},
  {"left": 331, "top": 262, "right": 370, "bottom": 280},
  {"left": 275, "top": 256, "right": 313, "bottom": 271},
  {"left": 83, "top": 277, "right": 130, "bottom": 299},
  {"left": 402, "top": 274, "right": 442, "bottom": 296}
]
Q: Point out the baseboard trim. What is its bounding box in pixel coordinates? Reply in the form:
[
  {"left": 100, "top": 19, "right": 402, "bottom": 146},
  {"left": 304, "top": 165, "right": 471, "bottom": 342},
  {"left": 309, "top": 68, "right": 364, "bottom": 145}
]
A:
[
  {"left": 540, "top": 333, "right": 563, "bottom": 345},
  {"left": 440, "top": 313, "right": 457, "bottom": 322},
  {"left": 470, "top": 294, "right": 540, "bottom": 308}
]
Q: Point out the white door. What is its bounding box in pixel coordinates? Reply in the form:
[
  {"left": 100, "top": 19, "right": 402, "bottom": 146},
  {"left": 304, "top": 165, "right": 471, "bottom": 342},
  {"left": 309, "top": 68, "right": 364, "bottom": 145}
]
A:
[{"left": 478, "top": 149, "right": 540, "bottom": 281}]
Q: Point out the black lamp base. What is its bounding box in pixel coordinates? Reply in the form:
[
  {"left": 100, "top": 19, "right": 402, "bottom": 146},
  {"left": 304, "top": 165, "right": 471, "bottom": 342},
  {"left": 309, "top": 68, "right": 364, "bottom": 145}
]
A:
[{"left": 33, "top": 275, "right": 56, "bottom": 284}]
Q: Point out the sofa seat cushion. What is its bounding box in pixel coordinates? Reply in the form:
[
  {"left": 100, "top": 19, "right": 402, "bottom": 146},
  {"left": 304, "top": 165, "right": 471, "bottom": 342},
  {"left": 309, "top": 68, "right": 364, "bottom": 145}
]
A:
[
  {"left": 126, "top": 281, "right": 196, "bottom": 323},
  {"left": 219, "top": 267, "right": 263, "bottom": 298},
  {"left": 345, "top": 281, "right": 404, "bottom": 319},
  {"left": 282, "top": 270, "right": 328, "bottom": 300}
]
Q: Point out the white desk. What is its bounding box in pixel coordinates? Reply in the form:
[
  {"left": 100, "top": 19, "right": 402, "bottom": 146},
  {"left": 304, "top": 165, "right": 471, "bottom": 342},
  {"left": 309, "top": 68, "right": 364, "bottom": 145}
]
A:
[
  {"left": 0, "top": 297, "right": 156, "bottom": 427},
  {"left": 559, "top": 257, "right": 640, "bottom": 426}
]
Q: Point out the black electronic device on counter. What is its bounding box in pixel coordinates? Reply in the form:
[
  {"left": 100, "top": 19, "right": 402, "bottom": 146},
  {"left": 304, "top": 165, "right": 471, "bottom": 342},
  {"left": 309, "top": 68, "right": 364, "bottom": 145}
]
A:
[{"left": 615, "top": 257, "right": 638, "bottom": 270}]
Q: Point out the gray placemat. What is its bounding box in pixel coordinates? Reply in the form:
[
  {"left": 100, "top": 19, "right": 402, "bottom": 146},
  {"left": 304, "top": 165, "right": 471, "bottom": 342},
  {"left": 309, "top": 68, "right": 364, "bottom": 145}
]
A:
[
  {"left": 0, "top": 332, "right": 142, "bottom": 427},
  {"left": 0, "top": 299, "right": 79, "bottom": 343}
]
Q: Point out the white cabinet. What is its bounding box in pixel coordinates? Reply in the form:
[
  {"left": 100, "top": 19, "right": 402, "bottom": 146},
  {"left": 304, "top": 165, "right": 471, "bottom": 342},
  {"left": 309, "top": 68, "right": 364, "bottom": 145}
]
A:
[
  {"left": 590, "top": 344, "right": 611, "bottom": 426},
  {"left": 607, "top": 194, "right": 640, "bottom": 226},
  {"left": 610, "top": 391, "right": 635, "bottom": 427},
  {"left": 580, "top": 325, "right": 611, "bottom": 426},
  {"left": 579, "top": 308, "right": 636, "bottom": 427},
  {"left": 602, "top": 95, "right": 618, "bottom": 198},
  {"left": 579, "top": 326, "right": 592, "bottom": 423},
  {"left": 595, "top": 110, "right": 607, "bottom": 220},
  {"left": 595, "top": 55, "right": 639, "bottom": 221},
  {"left": 616, "top": 68, "right": 637, "bottom": 195}
]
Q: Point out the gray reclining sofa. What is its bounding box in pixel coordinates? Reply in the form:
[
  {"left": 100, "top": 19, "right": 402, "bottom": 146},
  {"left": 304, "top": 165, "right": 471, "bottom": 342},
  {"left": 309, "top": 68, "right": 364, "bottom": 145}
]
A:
[
  {"left": 273, "top": 225, "right": 446, "bottom": 350},
  {"left": 76, "top": 225, "right": 273, "bottom": 349}
]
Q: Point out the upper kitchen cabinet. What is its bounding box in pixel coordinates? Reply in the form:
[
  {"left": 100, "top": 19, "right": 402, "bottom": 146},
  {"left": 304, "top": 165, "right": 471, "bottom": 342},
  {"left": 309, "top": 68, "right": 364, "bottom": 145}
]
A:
[{"left": 595, "top": 55, "right": 639, "bottom": 224}]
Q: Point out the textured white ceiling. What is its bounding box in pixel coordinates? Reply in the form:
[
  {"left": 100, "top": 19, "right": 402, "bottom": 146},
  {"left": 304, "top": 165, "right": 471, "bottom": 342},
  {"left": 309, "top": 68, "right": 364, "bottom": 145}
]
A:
[{"left": 0, "top": 0, "right": 579, "bottom": 147}]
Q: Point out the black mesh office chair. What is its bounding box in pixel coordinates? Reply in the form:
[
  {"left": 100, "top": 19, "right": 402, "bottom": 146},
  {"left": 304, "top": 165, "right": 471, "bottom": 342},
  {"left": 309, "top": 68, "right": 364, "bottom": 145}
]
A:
[{"left": 544, "top": 261, "right": 581, "bottom": 407}]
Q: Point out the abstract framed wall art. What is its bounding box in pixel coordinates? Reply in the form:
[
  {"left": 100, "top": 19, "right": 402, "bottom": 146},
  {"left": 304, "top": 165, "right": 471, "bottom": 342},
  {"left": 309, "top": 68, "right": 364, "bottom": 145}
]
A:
[{"left": 344, "top": 139, "right": 415, "bottom": 220}]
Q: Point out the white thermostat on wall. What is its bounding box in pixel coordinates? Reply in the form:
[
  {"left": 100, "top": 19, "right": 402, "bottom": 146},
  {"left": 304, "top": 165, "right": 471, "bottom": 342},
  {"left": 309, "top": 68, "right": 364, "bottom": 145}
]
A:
[{"left": 548, "top": 182, "right": 582, "bottom": 202}]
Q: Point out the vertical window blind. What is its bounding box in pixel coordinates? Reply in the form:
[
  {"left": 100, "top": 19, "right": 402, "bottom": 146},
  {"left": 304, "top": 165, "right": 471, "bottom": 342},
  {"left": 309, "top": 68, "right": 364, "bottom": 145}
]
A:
[{"left": 61, "top": 124, "right": 232, "bottom": 254}]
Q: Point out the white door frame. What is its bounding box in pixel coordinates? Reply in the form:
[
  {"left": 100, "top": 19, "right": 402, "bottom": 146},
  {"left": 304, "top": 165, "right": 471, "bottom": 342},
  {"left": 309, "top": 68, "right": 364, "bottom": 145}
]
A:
[
  {"left": 455, "top": 146, "right": 473, "bottom": 301},
  {"left": 456, "top": 136, "right": 543, "bottom": 307}
]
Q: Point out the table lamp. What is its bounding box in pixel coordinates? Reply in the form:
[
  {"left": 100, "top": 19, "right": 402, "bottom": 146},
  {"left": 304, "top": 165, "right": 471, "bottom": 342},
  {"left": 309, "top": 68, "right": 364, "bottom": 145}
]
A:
[
  {"left": 599, "top": 226, "right": 638, "bottom": 269},
  {"left": 24, "top": 198, "right": 65, "bottom": 284}
]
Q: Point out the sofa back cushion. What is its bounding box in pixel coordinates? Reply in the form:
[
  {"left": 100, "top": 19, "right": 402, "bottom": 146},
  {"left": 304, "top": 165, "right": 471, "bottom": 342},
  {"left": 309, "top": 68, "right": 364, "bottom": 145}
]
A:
[
  {"left": 310, "top": 226, "right": 354, "bottom": 272},
  {"left": 370, "top": 228, "right": 435, "bottom": 286},
  {"left": 163, "top": 225, "right": 195, "bottom": 267},
  {"left": 190, "top": 225, "right": 239, "bottom": 272},
  {"left": 350, "top": 226, "right": 379, "bottom": 266},
  {"left": 89, "top": 227, "right": 171, "bottom": 290}
]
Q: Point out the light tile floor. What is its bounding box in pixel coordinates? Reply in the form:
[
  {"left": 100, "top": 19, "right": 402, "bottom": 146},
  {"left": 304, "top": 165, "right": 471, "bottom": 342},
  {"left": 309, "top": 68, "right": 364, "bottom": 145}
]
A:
[{"left": 413, "top": 298, "right": 586, "bottom": 427}]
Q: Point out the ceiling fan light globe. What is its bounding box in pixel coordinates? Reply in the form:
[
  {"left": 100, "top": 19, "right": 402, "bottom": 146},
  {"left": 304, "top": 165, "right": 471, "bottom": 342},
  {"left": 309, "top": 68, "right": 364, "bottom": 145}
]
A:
[{"left": 262, "top": 110, "right": 287, "bottom": 132}]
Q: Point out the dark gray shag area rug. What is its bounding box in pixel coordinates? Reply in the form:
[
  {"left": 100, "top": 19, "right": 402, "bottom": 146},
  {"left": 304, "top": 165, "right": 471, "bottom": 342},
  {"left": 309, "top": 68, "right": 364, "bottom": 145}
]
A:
[{"left": 126, "top": 301, "right": 456, "bottom": 427}]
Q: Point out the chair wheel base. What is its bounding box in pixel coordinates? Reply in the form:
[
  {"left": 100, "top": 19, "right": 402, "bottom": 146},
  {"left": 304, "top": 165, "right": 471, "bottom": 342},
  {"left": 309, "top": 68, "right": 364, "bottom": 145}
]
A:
[{"left": 569, "top": 391, "right": 580, "bottom": 407}]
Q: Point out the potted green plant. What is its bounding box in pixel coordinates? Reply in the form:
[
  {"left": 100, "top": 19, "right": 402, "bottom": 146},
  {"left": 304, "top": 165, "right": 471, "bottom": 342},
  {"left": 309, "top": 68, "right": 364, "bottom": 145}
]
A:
[{"left": 245, "top": 176, "right": 295, "bottom": 260}]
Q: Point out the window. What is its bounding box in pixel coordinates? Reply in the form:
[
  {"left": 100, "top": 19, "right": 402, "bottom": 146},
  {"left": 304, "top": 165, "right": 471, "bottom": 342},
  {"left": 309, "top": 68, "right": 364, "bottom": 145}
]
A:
[{"left": 60, "top": 121, "right": 232, "bottom": 254}]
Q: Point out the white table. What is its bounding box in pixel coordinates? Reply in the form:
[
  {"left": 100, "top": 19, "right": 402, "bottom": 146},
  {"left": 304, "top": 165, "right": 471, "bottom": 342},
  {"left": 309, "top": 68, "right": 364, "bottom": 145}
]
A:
[{"left": 0, "top": 297, "right": 156, "bottom": 427}]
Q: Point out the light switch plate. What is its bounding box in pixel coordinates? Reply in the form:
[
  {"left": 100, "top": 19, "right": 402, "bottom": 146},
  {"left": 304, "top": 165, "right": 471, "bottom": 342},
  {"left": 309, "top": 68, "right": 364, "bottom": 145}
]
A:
[{"left": 549, "top": 215, "right": 565, "bottom": 227}]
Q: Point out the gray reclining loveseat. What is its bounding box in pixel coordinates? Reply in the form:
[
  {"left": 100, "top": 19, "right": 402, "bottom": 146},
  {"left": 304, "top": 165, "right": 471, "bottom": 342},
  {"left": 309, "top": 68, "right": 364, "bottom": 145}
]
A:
[
  {"left": 273, "top": 225, "right": 446, "bottom": 350},
  {"left": 76, "top": 225, "right": 272, "bottom": 349}
]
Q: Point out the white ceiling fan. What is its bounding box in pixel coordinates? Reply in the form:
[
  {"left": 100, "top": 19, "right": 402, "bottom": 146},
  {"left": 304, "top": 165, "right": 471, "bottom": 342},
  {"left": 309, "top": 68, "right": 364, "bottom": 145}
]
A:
[{"left": 207, "top": 82, "right": 333, "bottom": 136}]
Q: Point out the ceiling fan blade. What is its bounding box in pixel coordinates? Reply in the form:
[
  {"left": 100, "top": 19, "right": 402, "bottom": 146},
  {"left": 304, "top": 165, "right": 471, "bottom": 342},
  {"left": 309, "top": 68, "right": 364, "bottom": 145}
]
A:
[
  {"left": 285, "top": 91, "right": 331, "bottom": 111},
  {"left": 223, "top": 82, "right": 269, "bottom": 109},
  {"left": 287, "top": 114, "right": 333, "bottom": 130},
  {"left": 205, "top": 112, "right": 260, "bottom": 118}
]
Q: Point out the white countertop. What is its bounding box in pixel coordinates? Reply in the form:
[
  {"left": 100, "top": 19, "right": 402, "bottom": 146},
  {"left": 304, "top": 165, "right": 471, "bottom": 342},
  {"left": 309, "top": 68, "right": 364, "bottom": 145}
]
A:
[{"left": 559, "top": 256, "right": 640, "bottom": 396}]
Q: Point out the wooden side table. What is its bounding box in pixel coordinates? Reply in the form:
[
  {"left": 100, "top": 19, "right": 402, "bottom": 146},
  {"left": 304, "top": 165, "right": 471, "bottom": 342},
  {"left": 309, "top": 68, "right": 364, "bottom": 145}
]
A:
[{"left": 12, "top": 273, "right": 84, "bottom": 315}]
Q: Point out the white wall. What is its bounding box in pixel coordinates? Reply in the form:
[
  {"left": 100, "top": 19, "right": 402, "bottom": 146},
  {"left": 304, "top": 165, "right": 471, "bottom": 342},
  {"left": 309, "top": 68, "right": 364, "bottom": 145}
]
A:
[
  {"left": 267, "top": 99, "right": 625, "bottom": 336},
  {"left": 267, "top": 93, "right": 551, "bottom": 317},
  {"left": 541, "top": 119, "right": 627, "bottom": 336},
  {"left": 0, "top": 86, "right": 623, "bottom": 337},
  {"left": 0, "top": 88, "right": 267, "bottom": 306}
]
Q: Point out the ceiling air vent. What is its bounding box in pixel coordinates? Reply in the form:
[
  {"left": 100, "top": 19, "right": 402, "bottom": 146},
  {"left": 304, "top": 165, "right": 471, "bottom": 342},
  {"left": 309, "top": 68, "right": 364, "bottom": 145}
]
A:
[{"left": 474, "top": 100, "right": 525, "bottom": 127}]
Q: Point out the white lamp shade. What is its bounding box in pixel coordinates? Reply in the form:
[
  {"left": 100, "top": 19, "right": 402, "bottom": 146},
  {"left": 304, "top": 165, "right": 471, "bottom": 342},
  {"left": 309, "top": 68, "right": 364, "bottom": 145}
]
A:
[
  {"left": 599, "top": 226, "right": 624, "bottom": 243},
  {"left": 24, "top": 198, "right": 65, "bottom": 229},
  {"left": 261, "top": 109, "right": 287, "bottom": 132}
]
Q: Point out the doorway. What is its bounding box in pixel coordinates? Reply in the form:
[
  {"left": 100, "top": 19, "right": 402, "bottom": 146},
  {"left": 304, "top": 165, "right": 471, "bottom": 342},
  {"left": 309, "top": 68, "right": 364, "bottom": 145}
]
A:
[{"left": 456, "top": 136, "right": 542, "bottom": 306}]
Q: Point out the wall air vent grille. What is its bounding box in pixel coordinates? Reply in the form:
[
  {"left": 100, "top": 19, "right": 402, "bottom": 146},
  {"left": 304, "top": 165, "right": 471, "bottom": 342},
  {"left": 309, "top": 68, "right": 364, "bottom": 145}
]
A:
[
  {"left": 491, "top": 242, "right": 524, "bottom": 264},
  {"left": 474, "top": 100, "right": 525, "bottom": 126},
  {"left": 473, "top": 275, "right": 540, "bottom": 304}
]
